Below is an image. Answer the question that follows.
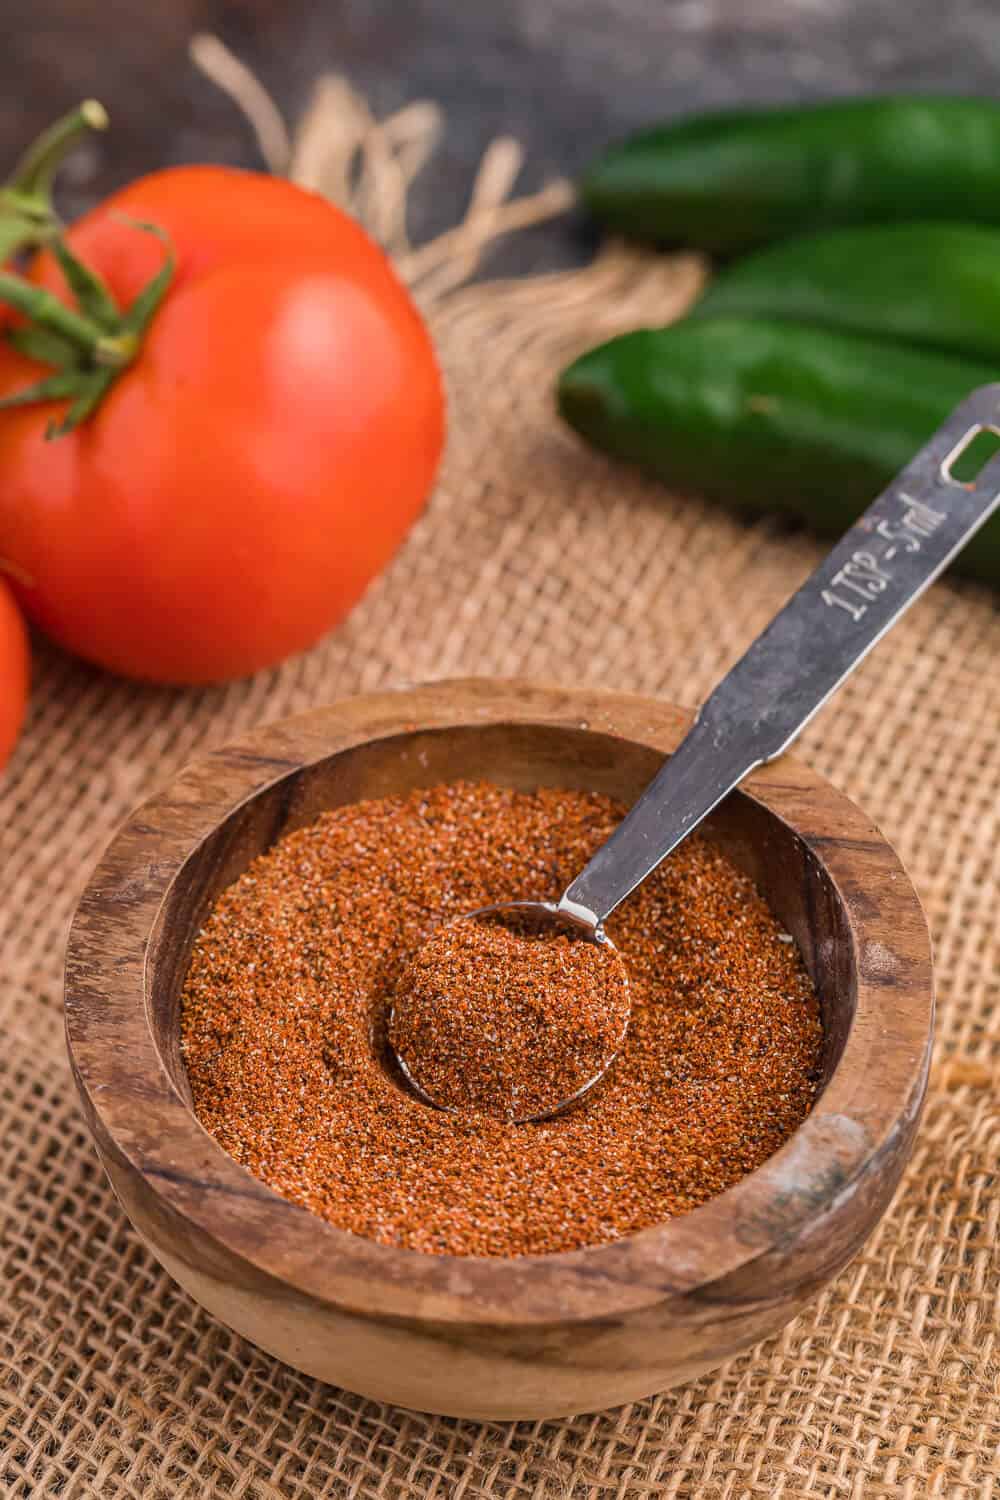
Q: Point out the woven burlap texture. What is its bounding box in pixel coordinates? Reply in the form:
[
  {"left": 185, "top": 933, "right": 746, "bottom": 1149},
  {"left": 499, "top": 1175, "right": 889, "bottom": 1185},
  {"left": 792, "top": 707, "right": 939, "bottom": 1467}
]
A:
[{"left": 2, "top": 67, "right": 999, "bottom": 1498}]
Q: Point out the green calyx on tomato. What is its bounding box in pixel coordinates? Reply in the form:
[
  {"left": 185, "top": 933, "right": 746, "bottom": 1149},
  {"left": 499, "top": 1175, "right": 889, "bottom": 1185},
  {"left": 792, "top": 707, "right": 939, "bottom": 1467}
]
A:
[
  {"left": 0, "top": 222, "right": 174, "bottom": 437},
  {"left": 0, "top": 104, "right": 175, "bottom": 438}
]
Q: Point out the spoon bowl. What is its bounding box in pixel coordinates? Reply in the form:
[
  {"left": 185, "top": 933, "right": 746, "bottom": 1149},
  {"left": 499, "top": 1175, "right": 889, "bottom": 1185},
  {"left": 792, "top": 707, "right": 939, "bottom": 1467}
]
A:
[{"left": 387, "top": 900, "right": 630, "bottom": 1123}]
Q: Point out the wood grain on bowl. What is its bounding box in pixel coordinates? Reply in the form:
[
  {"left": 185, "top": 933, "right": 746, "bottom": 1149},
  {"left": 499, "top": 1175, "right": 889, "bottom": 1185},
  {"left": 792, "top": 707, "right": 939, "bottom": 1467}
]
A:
[{"left": 64, "top": 680, "right": 933, "bottom": 1419}]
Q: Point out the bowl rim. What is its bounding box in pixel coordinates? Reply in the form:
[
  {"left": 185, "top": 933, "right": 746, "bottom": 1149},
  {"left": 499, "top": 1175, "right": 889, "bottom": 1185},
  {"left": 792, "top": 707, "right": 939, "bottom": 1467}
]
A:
[{"left": 64, "top": 678, "right": 934, "bottom": 1328}]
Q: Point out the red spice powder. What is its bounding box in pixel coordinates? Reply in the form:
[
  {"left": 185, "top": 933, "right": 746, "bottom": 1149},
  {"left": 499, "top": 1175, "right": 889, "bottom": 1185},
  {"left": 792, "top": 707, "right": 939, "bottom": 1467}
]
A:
[
  {"left": 388, "top": 915, "right": 630, "bottom": 1120},
  {"left": 180, "top": 781, "right": 822, "bottom": 1257}
]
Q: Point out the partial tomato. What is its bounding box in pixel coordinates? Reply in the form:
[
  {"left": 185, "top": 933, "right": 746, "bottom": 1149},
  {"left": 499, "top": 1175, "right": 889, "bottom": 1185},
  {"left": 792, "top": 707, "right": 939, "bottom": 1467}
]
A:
[
  {"left": 0, "top": 577, "right": 29, "bottom": 771},
  {"left": 0, "top": 168, "right": 444, "bottom": 683}
]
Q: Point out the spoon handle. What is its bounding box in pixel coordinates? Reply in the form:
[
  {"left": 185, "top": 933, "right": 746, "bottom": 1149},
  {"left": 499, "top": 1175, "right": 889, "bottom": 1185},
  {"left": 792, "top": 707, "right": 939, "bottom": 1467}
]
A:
[{"left": 561, "top": 383, "right": 1000, "bottom": 930}]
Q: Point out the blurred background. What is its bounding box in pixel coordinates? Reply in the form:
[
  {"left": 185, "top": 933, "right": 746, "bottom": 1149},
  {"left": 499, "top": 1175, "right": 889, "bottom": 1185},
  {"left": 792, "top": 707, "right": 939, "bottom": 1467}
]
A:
[{"left": 7, "top": 0, "right": 1000, "bottom": 276}]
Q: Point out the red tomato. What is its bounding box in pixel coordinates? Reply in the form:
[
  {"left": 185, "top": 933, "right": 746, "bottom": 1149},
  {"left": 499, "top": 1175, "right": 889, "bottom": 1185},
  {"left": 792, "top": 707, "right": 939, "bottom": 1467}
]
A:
[
  {"left": 0, "top": 577, "right": 29, "bottom": 771},
  {"left": 0, "top": 168, "right": 444, "bottom": 683}
]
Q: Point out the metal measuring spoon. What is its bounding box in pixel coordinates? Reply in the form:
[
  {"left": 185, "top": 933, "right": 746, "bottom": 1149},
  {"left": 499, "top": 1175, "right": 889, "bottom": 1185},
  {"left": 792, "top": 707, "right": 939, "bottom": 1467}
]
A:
[{"left": 390, "top": 385, "right": 1000, "bottom": 1122}]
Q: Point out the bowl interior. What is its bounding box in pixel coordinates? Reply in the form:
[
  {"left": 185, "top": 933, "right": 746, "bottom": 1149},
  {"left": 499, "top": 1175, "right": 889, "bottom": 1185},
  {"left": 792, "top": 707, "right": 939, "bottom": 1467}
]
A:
[{"left": 147, "top": 722, "right": 853, "bottom": 1115}]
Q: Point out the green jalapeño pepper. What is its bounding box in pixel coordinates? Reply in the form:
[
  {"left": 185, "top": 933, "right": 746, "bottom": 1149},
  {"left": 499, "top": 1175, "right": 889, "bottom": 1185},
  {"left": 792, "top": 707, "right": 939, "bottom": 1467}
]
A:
[
  {"left": 557, "top": 317, "right": 1000, "bottom": 585},
  {"left": 693, "top": 223, "right": 1000, "bottom": 364},
  {"left": 582, "top": 96, "right": 1000, "bottom": 254}
]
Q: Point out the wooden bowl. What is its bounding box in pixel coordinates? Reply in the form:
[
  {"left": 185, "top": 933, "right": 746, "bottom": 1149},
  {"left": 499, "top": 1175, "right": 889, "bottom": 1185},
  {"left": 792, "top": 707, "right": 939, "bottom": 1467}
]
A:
[{"left": 64, "top": 680, "right": 933, "bottom": 1420}]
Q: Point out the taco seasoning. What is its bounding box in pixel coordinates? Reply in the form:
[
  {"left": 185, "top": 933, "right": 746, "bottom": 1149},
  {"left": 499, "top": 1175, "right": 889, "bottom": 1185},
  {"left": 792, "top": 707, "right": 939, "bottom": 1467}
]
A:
[
  {"left": 388, "top": 914, "right": 630, "bottom": 1119},
  {"left": 181, "top": 781, "right": 822, "bottom": 1257}
]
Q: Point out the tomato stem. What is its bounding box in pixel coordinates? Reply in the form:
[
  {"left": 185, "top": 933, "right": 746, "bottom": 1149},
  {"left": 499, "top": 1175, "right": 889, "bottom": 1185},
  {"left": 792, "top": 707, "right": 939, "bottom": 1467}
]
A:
[
  {"left": 7, "top": 101, "right": 108, "bottom": 207},
  {"left": 0, "top": 102, "right": 108, "bottom": 263},
  {"left": 94, "top": 332, "right": 138, "bottom": 368},
  {"left": 0, "top": 108, "right": 173, "bottom": 438}
]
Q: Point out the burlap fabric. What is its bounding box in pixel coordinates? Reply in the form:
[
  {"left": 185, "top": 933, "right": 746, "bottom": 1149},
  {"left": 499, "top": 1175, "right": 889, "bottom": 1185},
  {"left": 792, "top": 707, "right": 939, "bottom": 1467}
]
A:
[{"left": 3, "top": 73, "right": 999, "bottom": 1496}]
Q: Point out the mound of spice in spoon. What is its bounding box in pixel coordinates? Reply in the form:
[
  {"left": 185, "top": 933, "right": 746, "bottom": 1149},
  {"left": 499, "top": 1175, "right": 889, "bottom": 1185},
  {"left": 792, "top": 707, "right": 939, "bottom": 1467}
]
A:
[{"left": 389, "top": 915, "right": 629, "bottom": 1121}]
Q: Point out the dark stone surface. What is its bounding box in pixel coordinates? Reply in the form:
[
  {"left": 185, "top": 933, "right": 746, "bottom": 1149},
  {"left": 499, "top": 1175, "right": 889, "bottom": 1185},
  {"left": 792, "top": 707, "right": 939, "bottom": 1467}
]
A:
[{"left": 4, "top": 0, "right": 1000, "bottom": 275}]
